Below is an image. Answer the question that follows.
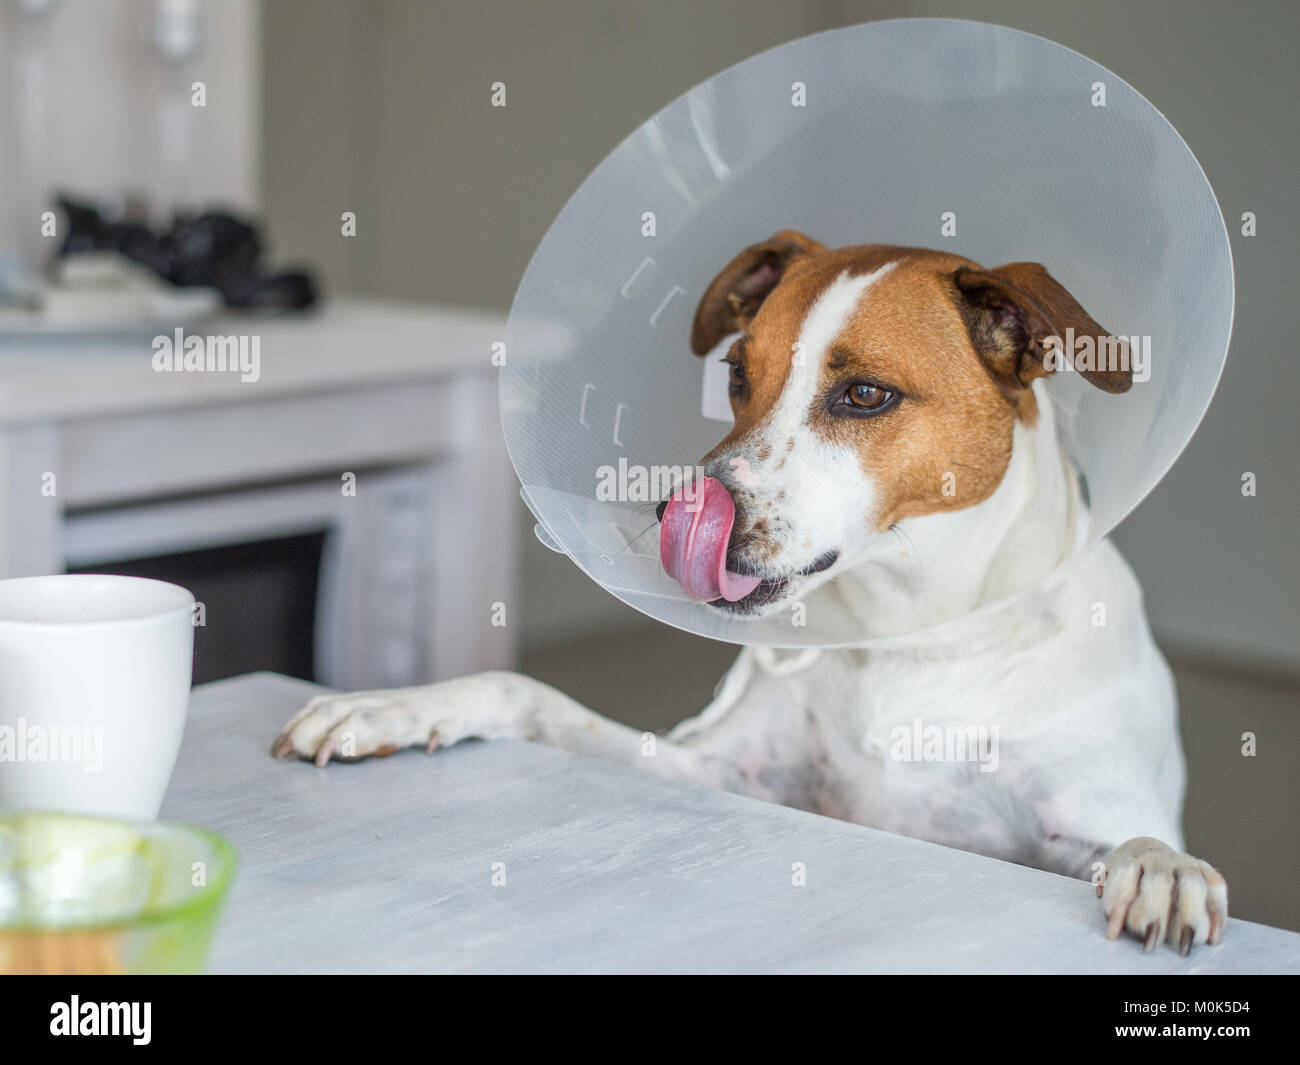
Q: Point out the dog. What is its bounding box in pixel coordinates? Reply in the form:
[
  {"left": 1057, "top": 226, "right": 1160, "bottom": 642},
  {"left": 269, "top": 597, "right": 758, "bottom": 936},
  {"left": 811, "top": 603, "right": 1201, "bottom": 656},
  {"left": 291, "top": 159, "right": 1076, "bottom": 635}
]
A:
[{"left": 272, "top": 232, "right": 1227, "bottom": 955}]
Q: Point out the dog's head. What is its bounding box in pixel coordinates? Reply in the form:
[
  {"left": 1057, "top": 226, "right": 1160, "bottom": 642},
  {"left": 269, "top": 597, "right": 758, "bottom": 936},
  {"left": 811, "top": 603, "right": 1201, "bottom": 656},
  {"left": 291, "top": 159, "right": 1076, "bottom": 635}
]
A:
[{"left": 660, "top": 231, "right": 1131, "bottom": 616}]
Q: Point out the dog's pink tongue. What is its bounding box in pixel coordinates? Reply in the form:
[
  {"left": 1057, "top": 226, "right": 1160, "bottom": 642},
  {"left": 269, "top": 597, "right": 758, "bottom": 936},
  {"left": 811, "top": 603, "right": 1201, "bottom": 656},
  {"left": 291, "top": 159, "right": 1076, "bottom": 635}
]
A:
[{"left": 659, "top": 477, "right": 762, "bottom": 603}]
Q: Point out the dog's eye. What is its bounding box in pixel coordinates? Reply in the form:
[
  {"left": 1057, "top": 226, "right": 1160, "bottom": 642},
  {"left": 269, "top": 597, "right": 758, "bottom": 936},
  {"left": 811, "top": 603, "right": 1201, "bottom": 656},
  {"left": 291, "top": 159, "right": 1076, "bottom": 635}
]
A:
[
  {"left": 844, "top": 383, "right": 892, "bottom": 410},
  {"left": 726, "top": 360, "right": 746, "bottom": 398}
]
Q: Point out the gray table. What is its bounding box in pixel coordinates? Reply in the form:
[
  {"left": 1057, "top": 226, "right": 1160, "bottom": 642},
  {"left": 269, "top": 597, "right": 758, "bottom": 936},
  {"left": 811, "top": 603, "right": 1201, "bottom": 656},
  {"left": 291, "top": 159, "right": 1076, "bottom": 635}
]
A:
[{"left": 162, "top": 672, "right": 1300, "bottom": 974}]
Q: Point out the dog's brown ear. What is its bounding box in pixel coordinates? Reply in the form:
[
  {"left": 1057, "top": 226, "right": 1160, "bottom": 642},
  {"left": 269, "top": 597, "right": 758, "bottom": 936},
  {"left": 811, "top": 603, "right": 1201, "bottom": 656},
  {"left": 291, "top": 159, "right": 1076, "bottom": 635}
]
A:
[
  {"left": 952, "top": 262, "right": 1132, "bottom": 394},
  {"left": 690, "top": 230, "right": 825, "bottom": 354}
]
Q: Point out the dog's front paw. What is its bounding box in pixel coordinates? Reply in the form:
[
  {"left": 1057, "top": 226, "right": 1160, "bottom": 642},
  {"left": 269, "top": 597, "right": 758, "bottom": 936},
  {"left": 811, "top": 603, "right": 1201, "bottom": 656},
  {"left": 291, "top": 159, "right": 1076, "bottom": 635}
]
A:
[
  {"left": 1097, "top": 837, "right": 1228, "bottom": 955},
  {"left": 270, "top": 686, "right": 458, "bottom": 767}
]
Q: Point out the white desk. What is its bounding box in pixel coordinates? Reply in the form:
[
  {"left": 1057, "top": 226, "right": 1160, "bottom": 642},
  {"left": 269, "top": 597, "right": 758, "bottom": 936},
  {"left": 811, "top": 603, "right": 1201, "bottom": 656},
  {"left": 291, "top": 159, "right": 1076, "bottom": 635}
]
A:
[
  {"left": 0, "top": 299, "right": 517, "bottom": 686},
  {"left": 163, "top": 673, "right": 1300, "bottom": 974}
]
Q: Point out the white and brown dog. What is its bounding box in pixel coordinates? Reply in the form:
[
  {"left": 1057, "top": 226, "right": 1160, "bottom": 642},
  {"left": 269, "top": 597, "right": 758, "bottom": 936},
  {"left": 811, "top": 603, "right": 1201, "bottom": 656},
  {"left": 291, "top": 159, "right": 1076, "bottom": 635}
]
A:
[{"left": 273, "top": 232, "right": 1227, "bottom": 955}]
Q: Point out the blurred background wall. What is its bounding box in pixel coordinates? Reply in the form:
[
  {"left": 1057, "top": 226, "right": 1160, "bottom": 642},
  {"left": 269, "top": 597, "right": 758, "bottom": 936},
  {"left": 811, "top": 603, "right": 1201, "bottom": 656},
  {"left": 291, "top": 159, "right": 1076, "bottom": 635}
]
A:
[{"left": 0, "top": 0, "right": 259, "bottom": 248}]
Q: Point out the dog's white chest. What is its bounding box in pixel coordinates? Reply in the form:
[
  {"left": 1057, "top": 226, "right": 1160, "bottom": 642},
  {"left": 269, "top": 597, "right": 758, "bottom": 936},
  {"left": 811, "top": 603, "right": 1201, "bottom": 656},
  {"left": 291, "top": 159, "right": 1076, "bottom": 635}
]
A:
[{"left": 784, "top": 653, "right": 1028, "bottom": 858}]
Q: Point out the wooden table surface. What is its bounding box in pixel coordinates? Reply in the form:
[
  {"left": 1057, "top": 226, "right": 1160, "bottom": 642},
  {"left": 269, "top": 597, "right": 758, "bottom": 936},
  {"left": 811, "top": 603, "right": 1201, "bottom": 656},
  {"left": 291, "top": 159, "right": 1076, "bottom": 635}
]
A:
[{"left": 161, "top": 672, "right": 1300, "bottom": 974}]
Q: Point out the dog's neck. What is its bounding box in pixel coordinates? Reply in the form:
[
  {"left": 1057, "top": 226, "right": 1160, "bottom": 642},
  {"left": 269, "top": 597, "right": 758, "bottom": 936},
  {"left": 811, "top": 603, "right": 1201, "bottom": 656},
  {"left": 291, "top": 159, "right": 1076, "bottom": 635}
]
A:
[{"left": 824, "top": 381, "right": 1081, "bottom": 647}]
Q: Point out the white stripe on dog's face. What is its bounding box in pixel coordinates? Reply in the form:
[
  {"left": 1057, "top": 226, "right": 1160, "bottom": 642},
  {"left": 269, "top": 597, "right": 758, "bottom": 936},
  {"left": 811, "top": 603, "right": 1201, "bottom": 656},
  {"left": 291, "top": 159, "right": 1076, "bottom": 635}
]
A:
[{"left": 767, "top": 263, "right": 897, "bottom": 450}]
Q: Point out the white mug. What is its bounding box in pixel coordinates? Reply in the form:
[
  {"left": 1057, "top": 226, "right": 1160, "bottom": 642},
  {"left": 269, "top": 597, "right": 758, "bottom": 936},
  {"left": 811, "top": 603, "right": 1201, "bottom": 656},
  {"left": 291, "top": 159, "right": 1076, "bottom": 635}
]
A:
[{"left": 0, "top": 574, "right": 194, "bottom": 819}]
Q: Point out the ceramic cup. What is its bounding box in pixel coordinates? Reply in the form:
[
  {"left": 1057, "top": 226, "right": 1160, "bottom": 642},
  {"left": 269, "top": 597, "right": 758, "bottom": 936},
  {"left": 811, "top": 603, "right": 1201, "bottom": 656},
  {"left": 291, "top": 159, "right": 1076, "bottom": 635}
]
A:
[{"left": 0, "top": 575, "right": 194, "bottom": 819}]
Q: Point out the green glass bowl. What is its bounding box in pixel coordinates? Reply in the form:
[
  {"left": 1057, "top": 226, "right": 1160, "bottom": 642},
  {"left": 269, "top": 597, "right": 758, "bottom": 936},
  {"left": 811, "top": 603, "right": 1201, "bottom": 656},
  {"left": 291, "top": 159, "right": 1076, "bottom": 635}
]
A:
[{"left": 0, "top": 811, "right": 236, "bottom": 974}]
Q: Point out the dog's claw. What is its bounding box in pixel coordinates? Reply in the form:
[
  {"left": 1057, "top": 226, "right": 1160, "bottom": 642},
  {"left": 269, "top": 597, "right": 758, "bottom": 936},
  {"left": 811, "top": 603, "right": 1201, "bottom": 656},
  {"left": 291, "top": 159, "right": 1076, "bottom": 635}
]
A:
[
  {"left": 426, "top": 728, "right": 441, "bottom": 754},
  {"left": 314, "top": 739, "right": 336, "bottom": 768},
  {"left": 271, "top": 733, "right": 294, "bottom": 759},
  {"left": 1101, "top": 839, "right": 1227, "bottom": 955}
]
